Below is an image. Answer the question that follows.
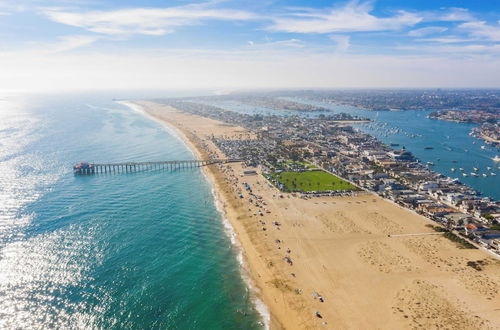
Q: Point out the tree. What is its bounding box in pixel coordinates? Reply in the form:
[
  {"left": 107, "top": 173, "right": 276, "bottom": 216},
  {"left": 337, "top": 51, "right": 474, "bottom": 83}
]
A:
[{"left": 290, "top": 150, "right": 301, "bottom": 161}]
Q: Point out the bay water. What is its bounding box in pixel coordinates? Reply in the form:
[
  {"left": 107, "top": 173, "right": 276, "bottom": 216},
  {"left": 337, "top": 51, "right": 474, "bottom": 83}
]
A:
[{"left": 199, "top": 98, "right": 499, "bottom": 200}]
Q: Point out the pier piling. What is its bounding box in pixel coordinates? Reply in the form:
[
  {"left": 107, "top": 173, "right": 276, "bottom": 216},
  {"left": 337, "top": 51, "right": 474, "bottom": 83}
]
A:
[{"left": 73, "top": 159, "right": 243, "bottom": 175}]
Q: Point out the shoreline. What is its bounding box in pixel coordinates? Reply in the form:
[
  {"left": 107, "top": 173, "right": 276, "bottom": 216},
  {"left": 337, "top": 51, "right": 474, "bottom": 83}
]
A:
[
  {"left": 118, "top": 100, "right": 271, "bottom": 329},
  {"left": 124, "top": 100, "right": 500, "bottom": 329}
]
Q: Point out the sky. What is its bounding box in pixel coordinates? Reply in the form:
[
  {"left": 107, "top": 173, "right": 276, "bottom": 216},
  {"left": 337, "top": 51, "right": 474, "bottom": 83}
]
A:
[{"left": 0, "top": 0, "right": 499, "bottom": 91}]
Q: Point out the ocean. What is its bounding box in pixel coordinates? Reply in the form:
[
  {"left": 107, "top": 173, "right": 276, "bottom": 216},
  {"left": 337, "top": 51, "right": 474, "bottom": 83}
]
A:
[{"left": 0, "top": 92, "right": 264, "bottom": 329}]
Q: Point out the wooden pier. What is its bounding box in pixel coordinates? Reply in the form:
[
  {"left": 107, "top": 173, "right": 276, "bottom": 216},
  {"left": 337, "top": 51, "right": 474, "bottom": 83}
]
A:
[{"left": 73, "top": 159, "right": 242, "bottom": 175}]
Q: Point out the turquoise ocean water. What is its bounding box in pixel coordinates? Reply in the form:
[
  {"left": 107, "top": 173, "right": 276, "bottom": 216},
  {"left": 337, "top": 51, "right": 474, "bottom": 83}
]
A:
[{"left": 0, "top": 93, "right": 263, "bottom": 329}]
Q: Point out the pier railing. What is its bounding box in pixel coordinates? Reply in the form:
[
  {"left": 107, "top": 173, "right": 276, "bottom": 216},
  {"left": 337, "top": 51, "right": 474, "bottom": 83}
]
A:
[{"left": 73, "top": 159, "right": 243, "bottom": 175}]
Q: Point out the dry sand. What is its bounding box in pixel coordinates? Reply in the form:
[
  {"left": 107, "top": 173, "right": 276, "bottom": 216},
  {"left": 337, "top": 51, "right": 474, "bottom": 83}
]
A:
[{"left": 134, "top": 100, "right": 500, "bottom": 330}]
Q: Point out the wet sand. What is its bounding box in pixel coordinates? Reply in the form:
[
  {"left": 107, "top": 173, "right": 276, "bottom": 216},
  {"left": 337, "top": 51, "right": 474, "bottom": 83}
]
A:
[{"left": 133, "top": 100, "right": 500, "bottom": 330}]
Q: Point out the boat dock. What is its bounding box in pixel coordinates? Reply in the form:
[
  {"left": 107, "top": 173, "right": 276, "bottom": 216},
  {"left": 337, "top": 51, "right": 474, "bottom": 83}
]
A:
[{"left": 73, "top": 159, "right": 243, "bottom": 175}]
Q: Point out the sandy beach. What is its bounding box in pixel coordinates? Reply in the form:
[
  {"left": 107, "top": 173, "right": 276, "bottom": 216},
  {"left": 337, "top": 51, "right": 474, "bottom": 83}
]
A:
[{"left": 133, "top": 100, "right": 500, "bottom": 330}]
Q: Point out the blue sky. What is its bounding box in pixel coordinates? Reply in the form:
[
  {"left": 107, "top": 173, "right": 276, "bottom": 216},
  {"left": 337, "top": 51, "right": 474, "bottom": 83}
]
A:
[{"left": 0, "top": 0, "right": 499, "bottom": 91}]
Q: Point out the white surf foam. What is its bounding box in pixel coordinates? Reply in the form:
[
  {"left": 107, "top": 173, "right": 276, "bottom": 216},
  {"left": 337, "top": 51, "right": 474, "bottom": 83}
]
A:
[{"left": 117, "top": 100, "right": 271, "bottom": 329}]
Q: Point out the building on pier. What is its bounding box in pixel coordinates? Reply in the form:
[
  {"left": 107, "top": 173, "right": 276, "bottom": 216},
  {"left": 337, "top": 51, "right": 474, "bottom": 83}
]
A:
[{"left": 73, "top": 162, "right": 94, "bottom": 174}]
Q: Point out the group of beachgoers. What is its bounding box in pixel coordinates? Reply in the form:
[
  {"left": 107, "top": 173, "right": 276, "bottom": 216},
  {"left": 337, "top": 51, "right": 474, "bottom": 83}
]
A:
[
  {"left": 185, "top": 128, "right": 331, "bottom": 325},
  {"left": 214, "top": 161, "right": 331, "bottom": 325}
]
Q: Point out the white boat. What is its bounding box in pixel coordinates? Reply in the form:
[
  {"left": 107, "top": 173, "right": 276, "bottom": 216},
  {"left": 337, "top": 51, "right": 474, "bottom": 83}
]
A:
[
  {"left": 491, "top": 173, "right": 496, "bottom": 176},
  {"left": 451, "top": 168, "right": 456, "bottom": 172},
  {"left": 487, "top": 166, "right": 492, "bottom": 170},
  {"left": 493, "top": 156, "right": 500, "bottom": 162},
  {"left": 473, "top": 167, "right": 479, "bottom": 171},
  {"left": 462, "top": 173, "right": 468, "bottom": 177},
  {"left": 481, "top": 145, "right": 486, "bottom": 150},
  {"left": 471, "top": 172, "right": 478, "bottom": 177},
  {"left": 482, "top": 173, "right": 487, "bottom": 177},
  {"left": 459, "top": 168, "right": 464, "bottom": 171}
]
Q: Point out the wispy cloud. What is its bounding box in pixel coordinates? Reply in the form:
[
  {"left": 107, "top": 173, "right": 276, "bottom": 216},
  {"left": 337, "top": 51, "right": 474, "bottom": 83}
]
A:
[
  {"left": 408, "top": 26, "right": 448, "bottom": 37},
  {"left": 398, "top": 43, "right": 500, "bottom": 55},
  {"left": 247, "top": 38, "right": 304, "bottom": 49},
  {"left": 437, "top": 7, "right": 474, "bottom": 22},
  {"left": 9, "top": 34, "right": 99, "bottom": 54},
  {"left": 459, "top": 20, "right": 500, "bottom": 41},
  {"left": 2, "top": 47, "right": 500, "bottom": 92},
  {"left": 51, "top": 35, "right": 99, "bottom": 52},
  {"left": 268, "top": 1, "right": 422, "bottom": 34},
  {"left": 329, "top": 35, "right": 350, "bottom": 53},
  {"left": 43, "top": 4, "right": 256, "bottom": 36},
  {"left": 415, "top": 37, "right": 474, "bottom": 44}
]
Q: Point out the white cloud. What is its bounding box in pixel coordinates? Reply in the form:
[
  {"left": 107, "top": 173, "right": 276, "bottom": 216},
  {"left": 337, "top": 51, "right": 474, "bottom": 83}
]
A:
[
  {"left": 415, "top": 37, "right": 473, "bottom": 44},
  {"left": 408, "top": 26, "right": 447, "bottom": 37},
  {"left": 51, "top": 35, "right": 99, "bottom": 52},
  {"left": 268, "top": 1, "right": 422, "bottom": 34},
  {"left": 43, "top": 5, "right": 256, "bottom": 36},
  {"left": 245, "top": 38, "right": 304, "bottom": 49},
  {"left": 397, "top": 43, "right": 500, "bottom": 55},
  {"left": 18, "top": 35, "right": 99, "bottom": 54},
  {"left": 459, "top": 20, "right": 500, "bottom": 41},
  {"left": 2, "top": 46, "right": 500, "bottom": 92},
  {"left": 329, "top": 35, "right": 350, "bottom": 53},
  {"left": 438, "top": 7, "right": 474, "bottom": 22}
]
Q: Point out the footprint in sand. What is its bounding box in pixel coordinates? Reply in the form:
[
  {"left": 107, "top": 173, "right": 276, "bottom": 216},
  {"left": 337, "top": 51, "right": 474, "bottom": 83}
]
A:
[
  {"left": 357, "top": 241, "right": 416, "bottom": 273},
  {"left": 393, "top": 280, "right": 488, "bottom": 329},
  {"left": 364, "top": 212, "right": 404, "bottom": 234},
  {"left": 319, "top": 211, "right": 369, "bottom": 234}
]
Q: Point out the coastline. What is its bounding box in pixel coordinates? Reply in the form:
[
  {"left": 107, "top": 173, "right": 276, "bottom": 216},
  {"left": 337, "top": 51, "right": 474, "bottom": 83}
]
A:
[
  {"left": 479, "top": 133, "right": 500, "bottom": 145},
  {"left": 118, "top": 100, "right": 271, "bottom": 329},
  {"left": 126, "top": 100, "right": 500, "bottom": 330}
]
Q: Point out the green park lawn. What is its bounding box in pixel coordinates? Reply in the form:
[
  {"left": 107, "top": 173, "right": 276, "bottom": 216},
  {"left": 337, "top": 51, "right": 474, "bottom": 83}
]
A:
[{"left": 268, "top": 170, "right": 357, "bottom": 192}]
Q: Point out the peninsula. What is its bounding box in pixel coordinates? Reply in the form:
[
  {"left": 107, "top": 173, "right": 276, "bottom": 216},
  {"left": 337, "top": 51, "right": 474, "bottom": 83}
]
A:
[{"left": 132, "top": 100, "right": 500, "bottom": 329}]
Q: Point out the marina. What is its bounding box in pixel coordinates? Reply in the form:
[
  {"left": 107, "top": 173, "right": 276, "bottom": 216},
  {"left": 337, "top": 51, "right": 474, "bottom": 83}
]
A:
[{"left": 193, "top": 97, "right": 500, "bottom": 200}]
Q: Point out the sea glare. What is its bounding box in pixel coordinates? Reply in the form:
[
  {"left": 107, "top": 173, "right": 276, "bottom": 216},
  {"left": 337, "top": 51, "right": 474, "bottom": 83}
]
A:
[{"left": 0, "top": 92, "right": 263, "bottom": 329}]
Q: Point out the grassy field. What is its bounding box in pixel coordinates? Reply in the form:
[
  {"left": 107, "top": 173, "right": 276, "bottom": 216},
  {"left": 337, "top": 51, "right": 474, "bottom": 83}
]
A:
[{"left": 268, "top": 170, "right": 357, "bottom": 192}]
